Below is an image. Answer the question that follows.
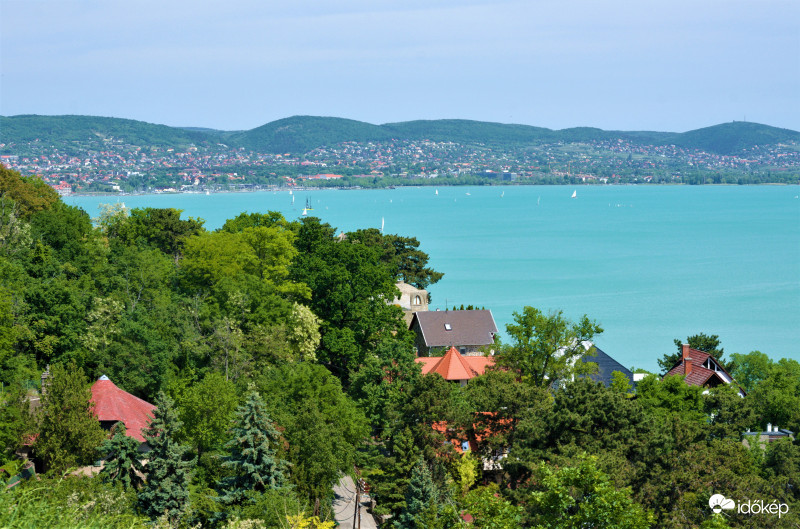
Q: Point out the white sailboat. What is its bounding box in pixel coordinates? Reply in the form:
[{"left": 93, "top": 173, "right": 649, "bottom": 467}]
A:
[
  {"left": 571, "top": 190, "right": 577, "bottom": 199},
  {"left": 381, "top": 217, "right": 385, "bottom": 233},
  {"left": 435, "top": 189, "right": 438, "bottom": 195}
]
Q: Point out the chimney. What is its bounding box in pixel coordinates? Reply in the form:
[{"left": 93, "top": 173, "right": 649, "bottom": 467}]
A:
[
  {"left": 767, "top": 423, "right": 772, "bottom": 433},
  {"left": 682, "top": 344, "right": 692, "bottom": 376}
]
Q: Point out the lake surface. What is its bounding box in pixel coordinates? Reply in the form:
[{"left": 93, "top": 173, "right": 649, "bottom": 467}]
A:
[{"left": 67, "top": 185, "right": 800, "bottom": 372}]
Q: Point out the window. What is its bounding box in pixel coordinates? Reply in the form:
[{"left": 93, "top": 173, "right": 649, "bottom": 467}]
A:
[
  {"left": 413, "top": 295, "right": 422, "bottom": 305},
  {"left": 444, "top": 323, "right": 452, "bottom": 331}
]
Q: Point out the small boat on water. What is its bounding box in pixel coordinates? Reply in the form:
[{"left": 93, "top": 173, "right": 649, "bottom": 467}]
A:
[
  {"left": 435, "top": 189, "right": 438, "bottom": 195},
  {"left": 571, "top": 190, "right": 577, "bottom": 199}
]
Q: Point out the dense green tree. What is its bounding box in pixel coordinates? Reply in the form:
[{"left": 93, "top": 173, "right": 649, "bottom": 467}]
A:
[
  {"left": 390, "top": 372, "right": 469, "bottom": 463},
  {"left": 635, "top": 373, "right": 706, "bottom": 422},
  {"left": 0, "top": 165, "right": 60, "bottom": 218},
  {"left": 362, "top": 426, "right": 421, "bottom": 519},
  {"left": 729, "top": 350, "right": 773, "bottom": 393},
  {"left": 658, "top": 333, "right": 725, "bottom": 373},
  {"left": 175, "top": 371, "right": 238, "bottom": 455},
  {"left": 138, "top": 391, "right": 194, "bottom": 525},
  {"left": 703, "top": 382, "right": 755, "bottom": 441},
  {"left": 0, "top": 383, "right": 31, "bottom": 465},
  {"left": 763, "top": 438, "right": 800, "bottom": 502},
  {"left": 114, "top": 207, "right": 204, "bottom": 260},
  {"left": 509, "top": 378, "right": 649, "bottom": 489},
  {"left": 97, "top": 423, "right": 144, "bottom": 490},
  {"left": 218, "top": 390, "right": 288, "bottom": 508},
  {"left": 463, "top": 369, "right": 551, "bottom": 460},
  {"left": 259, "top": 362, "right": 369, "bottom": 506},
  {"left": 289, "top": 217, "right": 408, "bottom": 381},
  {"left": 525, "top": 456, "right": 654, "bottom": 529},
  {"left": 219, "top": 210, "right": 293, "bottom": 233},
  {"left": 494, "top": 306, "right": 602, "bottom": 388},
  {"left": 35, "top": 361, "right": 106, "bottom": 473},
  {"left": 747, "top": 358, "right": 800, "bottom": 432},
  {"left": 348, "top": 337, "right": 421, "bottom": 432},
  {"left": 462, "top": 484, "right": 523, "bottom": 529},
  {"left": 345, "top": 228, "right": 444, "bottom": 289},
  {"left": 394, "top": 456, "right": 441, "bottom": 529}
]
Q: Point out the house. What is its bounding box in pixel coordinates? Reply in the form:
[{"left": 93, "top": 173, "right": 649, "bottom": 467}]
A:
[
  {"left": 90, "top": 375, "right": 156, "bottom": 443},
  {"left": 410, "top": 309, "right": 498, "bottom": 357},
  {"left": 664, "top": 344, "right": 745, "bottom": 397},
  {"left": 415, "top": 346, "right": 494, "bottom": 386},
  {"left": 742, "top": 424, "right": 795, "bottom": 448},
  {"left": 578, "top": 342, "right": 634, "bottom": 387},
  {"left": 391, "top": 281, "right": 428, "bottom": 326}
]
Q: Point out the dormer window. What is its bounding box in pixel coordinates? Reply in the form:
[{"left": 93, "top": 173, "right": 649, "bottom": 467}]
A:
[
  {"left": 702, "top": 358, "right": 721, "bottom": 372},
  {"left": 444, "top": 323, "right": 452, "bottom": 331}
]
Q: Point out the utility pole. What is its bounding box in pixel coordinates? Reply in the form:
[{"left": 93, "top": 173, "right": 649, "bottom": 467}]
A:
[{"left": 352, "top": 478, "right": 364, "bottom": 529}]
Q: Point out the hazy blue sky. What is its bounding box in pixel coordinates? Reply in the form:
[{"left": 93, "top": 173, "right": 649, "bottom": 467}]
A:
[{"left": 2, "top": 0, "right": 798, "bottom": 132}]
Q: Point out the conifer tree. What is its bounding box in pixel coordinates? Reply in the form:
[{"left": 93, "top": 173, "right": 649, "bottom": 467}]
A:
[
  {"left": 394, "top": 456, "right": 440, "bottom": 529},
  {"left": 35, "top": 362, "right": 106, "bottom": 473},
  {"left": 138, "top": 391, "right": 194, "bottom": 525},
  {"left": 218, "top": 390, "right": 288, "bottom": 507},
  {"left": 98, "top": 423, "right": 144, "bottom": 490}
]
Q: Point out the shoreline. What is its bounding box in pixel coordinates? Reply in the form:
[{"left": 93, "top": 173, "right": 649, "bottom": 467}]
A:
[{"left": 62, "top": 181, "right": 798, "bottom": 199}]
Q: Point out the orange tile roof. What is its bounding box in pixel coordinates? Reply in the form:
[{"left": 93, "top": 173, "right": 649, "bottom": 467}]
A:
[
  {"left": 90, "top": 376, "right": 155, "bottom": 442},
  {"left": 416, "top": 347, "right": 494, "bottom": 381}
]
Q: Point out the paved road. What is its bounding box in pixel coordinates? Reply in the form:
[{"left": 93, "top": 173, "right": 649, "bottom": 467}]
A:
[{"left": 332, "top": 475, "right": 379, "bottom": 529}]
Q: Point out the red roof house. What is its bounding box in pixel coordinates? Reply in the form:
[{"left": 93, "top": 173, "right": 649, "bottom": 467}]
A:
[
  {"left": 90, "top": 376, "right": 156, "bottom": 442},
  {"left": 665, "top": 344, "right": 745, "bottom": 397},
  {"left": 415, "top": 346, "right": 494, "bottom": 385}
]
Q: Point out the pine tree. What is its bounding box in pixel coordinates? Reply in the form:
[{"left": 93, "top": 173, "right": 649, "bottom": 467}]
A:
[
  {"left": 371, "top": 427, "right": 419, "bottom": 518},
  {"left": 394, "top": 456, "right": 440, "bottom": 529},
  {"left": 98, "top": 423, "right": 144, "bottom": 490},
  {"left": 138, "top": 391, "right": 194, "bottom": 525},
  {"left": 35, "top": 361, "right": 106, "bottom": 473},
  {"left": 218, "top": 390, "right": 287, "bottom": 506}
]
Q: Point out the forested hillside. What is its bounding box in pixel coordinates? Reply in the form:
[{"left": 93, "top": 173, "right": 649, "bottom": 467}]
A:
[
  {"left": 1, "top": 166, "right": 799, "bottom": 528},
  {"left": 3, "top": 114, "right": 798, "bottom": 155}
]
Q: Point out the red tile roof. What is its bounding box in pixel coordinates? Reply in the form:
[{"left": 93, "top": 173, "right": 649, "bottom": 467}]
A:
[
  {"left": 416, "top": 347, "right": 494, "bottom": 381},
  {"left": 90, "top": 376, "right": 156, "bottom": 442},
  {"left": 665, "top": 345, "right": 742, "bottom": 394}
]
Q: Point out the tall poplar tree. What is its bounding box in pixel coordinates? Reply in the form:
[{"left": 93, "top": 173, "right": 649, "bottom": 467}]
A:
[{"left": 138, "top": 392, "right": 194, "bottom": 525}]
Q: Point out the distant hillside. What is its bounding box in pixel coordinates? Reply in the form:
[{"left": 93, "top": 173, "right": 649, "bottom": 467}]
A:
[
  {"left": 382, "top": 119, "right": 555, "bottom": 144},
  {"left": 0, "top": 115, "right": 219, "bottom": 154},
  {"left": 2, "top": 114, "right": 798, "bottom": 156},
  {"left": 667, "top": 121, "right": 800, "bottom": 155},
  {"left": 230, "top": 115, "right": 392, "bottom": 153}
]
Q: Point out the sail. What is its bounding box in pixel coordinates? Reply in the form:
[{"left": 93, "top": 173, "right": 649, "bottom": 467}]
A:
[{"left": 571, "top": 190, "right": 577, "bottom": 198}]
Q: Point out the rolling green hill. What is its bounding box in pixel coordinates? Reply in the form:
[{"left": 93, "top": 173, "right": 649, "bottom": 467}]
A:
[
  {"left": 2, "top": 114, "right": 798, "bottom": 156},
  {"left": 229, "top": 115, "right": 392, "bottom": 153},
  {"left": 0, "top": 115, "right": 219, "bottom": 153},
  {"left": 667, "top": 121, "right": 800, "bottom": 155}
]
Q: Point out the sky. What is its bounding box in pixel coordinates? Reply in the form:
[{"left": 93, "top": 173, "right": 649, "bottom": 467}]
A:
[{"left": 1, "top": 0, "right": 798, "bottom": 133}]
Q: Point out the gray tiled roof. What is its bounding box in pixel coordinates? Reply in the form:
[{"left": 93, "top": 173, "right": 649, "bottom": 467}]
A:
[
  {"left": 411, "top": 310, "right": 498, "bottom": 347},
  {"left": 581, "top": 346, "right": 633, "bottom": 387}
]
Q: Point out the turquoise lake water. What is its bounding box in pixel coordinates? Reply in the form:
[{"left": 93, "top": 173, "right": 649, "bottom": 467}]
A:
[{"left": 67, "top": 185, "right": 800, "bottom": 372}]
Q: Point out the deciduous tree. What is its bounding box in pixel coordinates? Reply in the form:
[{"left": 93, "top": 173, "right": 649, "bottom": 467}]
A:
[{"left": 494, "top": 306, "right": 602, "bottom": 388}]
